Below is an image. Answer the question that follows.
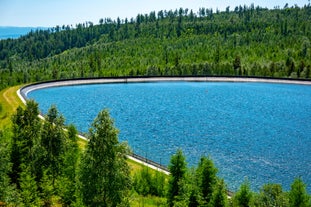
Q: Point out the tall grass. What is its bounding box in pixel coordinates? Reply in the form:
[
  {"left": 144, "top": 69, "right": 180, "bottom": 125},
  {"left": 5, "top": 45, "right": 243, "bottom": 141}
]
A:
[{"left": 0, "top": 86, "right": 24, "bottom": 129}]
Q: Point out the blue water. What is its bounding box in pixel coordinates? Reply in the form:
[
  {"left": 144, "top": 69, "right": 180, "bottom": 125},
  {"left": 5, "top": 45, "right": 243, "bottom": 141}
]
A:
[
  {"left": 0, "top": 26, "right": 48, "bottom": 39},
  {"left": 27, "top": 82, "right": 311, "bottom": 192}
]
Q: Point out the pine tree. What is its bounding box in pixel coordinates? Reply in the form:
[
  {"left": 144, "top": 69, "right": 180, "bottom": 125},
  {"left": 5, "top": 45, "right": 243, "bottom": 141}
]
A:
[
  {"left": 10, "top": 100, "right": 41, "bottom": 188},
  {"left": 196, "top": 156, "right": 218, "bottom": 205},
  {"left": 188, "top": 189, "right": 200, "bottom": 207},
  {"left": 41, "top": 105, "right": 66, "bottom": 188},
  {"left": 79, "top": 109, "right": 131, "bottom": 206},
  {"left": 289, "top": 177, "right": 310, "bottom": 207},
  {"left": 19, "top": 166, "right": 42, "bottom": 207},
  {"left": 58, "top": 124, "right": 80, "bottom": 206},
  {"left": 0, "top": 130, "right": 18, "bottom": 204},
  {"left": 256, "top": 183, "right": 289, "bottom": 207},
  {"left": 167, "top": 149, "right": 187, "bottom": 207},
  {"left": 233, "top": 180, "right": 253, "bottom": 207},
  {"left": 40, "top": 169, "right": 54, "bottom": 206},
  {"left": 210, "top": 179, "right": 228, "bottom": 207}
]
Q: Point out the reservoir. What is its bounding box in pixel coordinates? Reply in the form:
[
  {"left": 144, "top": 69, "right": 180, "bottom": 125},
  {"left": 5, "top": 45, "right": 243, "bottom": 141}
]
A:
[{"left": 27, "top": 81, "right": 311, "bottom": 191}]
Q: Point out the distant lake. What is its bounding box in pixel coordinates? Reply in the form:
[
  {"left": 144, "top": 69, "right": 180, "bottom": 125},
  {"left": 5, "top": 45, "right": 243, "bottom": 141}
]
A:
[
  {"left": 0, "top": 26, "right": 48, "bottom": 39},
  {"left": 27, "top": 81, "right": 311, "bottom": 192}
]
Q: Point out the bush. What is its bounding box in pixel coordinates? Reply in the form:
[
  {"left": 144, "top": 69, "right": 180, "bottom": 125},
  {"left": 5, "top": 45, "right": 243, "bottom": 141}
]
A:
[{"left": 133, "top": 167, "right": 166, "bottom": 197}]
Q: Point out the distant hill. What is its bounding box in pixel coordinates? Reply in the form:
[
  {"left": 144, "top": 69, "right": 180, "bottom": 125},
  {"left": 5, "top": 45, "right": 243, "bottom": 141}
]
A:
[
  {"left": 0, "top": 5, "right": 310, "bottom": 90},
  {"left": 0, "top": 26, "right": 48, "bottom": 40}
]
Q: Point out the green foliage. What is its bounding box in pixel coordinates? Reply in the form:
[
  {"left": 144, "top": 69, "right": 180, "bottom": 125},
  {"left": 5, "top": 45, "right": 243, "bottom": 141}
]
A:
[
  {"left": 40, "top": 169, "right": 55, "bottom": 206},
  {"left": 167, "top": 149, "right": 187, "bottom": 207},
  {"left": 0, "top": 130, "right": 19, "bottom": 205},
  {"left": 153, "top": 170, "right": 167, "bottom": 197},
  {"left": 1, "top": 5, "right": 311, "bottom": 90},
  {"left": 289, "top": 177, "right": 310, "bottom": 207},
  {"left": 254, "top": 183, "right": 289, "bottom": 207},
  {"left": 58, "top": 124, "right": 80, "bottom": 206},
  {"left": 19, "top": 166, "right": 42, "bottom": 207},
  {"left": 165, "top": 155, "right": 226, "bottom": 207},
  {"left": 10, "top": 100, "right": 41, "bottom": 188},
  {"left": 79, "top": 109, "right": 131, "bottom": 206},
  {"left": 209, "top": 179, "right": 228, "bottom": 207},
  {"left": 233, "top": 179, "right": 253, "bottom": 207},
  {"left": 233, "top": 55, "right": 242, "bottom": 75},
  {"left": 41, "top": 105, "right": 66, "bottom": 188},
  {"left": 2, "top": 102, "right": 84, "bottom": 206},
  {"left": 133, "top": 167, "right": 166, "bottom": 197},
  {"left": 188, "top": 189, "right": 200, "bottom": 207},
  {"left": 133, "top": 167, "right": 153, "bottom": 196},
  {"left": 196, "top": 156, "right": 218, "bottom": 204},
  {"left": 129, "top": 193, "right": 167, "bottom": 207}
]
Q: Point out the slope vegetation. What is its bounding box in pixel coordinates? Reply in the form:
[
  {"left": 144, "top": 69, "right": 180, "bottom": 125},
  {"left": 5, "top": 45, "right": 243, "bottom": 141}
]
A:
[{"left": 0, "top": 4, "right": 310, "bottom": 91}]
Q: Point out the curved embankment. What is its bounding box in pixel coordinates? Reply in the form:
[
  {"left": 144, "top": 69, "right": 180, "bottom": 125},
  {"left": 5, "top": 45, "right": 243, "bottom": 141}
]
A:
[
  {"left": 17, "top": 76, "right": 311, "bottom": 176},
  {"left": 18, "top": 76, "right": 311, "bottom": 98}
]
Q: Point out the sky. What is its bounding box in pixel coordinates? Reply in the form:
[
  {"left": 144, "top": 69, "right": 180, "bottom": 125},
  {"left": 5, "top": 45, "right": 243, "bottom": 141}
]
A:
[{"left": 0, "top": 0, "right": 309, "bottom": 27}]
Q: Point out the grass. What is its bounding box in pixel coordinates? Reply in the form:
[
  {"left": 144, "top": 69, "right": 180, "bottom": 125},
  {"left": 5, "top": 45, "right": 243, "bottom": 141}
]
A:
[
  {"left": 0, "top": 85, "right": 24, "bottom": 130},
  {"left": 129, "top": 193, "right": 167, "bottom": 207},
  {"left": 75, "top": 131, "right": 162, "bottom": 177},
  {"left": 128, "top": 157, "right": 146, "bottom": 175},
  {"left": 77, "top": 137, "right": 87, "bottom": 149},
  {"left": 0, "top": 84, "right": 168, "bottom": 206}
]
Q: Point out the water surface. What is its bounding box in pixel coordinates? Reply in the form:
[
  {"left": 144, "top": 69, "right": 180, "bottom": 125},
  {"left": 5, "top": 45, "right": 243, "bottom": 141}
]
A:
[{"left": 28, "top": 82, "right": 311, "bottom": 191}]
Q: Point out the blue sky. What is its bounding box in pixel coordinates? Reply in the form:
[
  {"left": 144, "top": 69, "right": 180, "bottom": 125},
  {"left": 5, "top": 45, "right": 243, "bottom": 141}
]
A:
[{"left": 0, "top": 0, "right": 308, "bottom": 27}]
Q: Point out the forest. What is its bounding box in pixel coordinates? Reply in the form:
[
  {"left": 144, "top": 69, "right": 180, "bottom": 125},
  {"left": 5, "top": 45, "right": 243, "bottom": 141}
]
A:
[
  {"left": 1, "top": 3, "right": 311, "bottom": 206},
  {"left": 0, "top": 4, "right": 311, "bottom": 91}
]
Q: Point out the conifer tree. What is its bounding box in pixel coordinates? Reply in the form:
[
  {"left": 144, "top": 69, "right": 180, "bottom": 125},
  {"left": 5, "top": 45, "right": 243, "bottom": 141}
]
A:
[
  {"left": 289, "top": 177, "right": 310, "bottom": 207},
  {"left": 19, "top": 166, "right": 42, "bottom": 206},
  {"left": 167, "top": 149, "right": 187, "bottom": 207},
  {"left": 210, "top": 179, "right": 228, "bottom": 207},
  {"left": 58, "top": 124, "right": 80, "bottom": 206},
  {"left": 41, "top": 105, "right": 66, "bottom": 188},
  {"left": 196, "top": 156, "right": 218, "bottom": 205},
  {"left": 256, "top": 183, "right": 289, "bottom": 207},
  {"left": 10, "top": 100, "right": 41, "bottom": 188},
  {"left": 0, "top": 130, "right": 18, "bottom": 204},
  {"left": 233, "top": 180, "right": 253, "bottom": 207}
]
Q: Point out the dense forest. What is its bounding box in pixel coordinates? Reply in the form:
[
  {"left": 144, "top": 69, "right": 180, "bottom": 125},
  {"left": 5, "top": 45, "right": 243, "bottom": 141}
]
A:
[
  {"left": 0, "top": 101, "right": 310, "bottom": 206},
  {"left": 1, "top": 3, "right": 311, "bottom": 206},
  {"left": 0, "top": 4, "right": 311, "bottom": 90}
]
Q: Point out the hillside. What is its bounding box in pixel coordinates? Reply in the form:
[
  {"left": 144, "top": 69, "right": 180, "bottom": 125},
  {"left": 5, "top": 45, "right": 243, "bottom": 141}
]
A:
[
  {"left": 1, "top": 4, "right": 311, "bottom": 206},
  {"left": 0, "top": 4, "right": 311, "bottom": 90}
]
